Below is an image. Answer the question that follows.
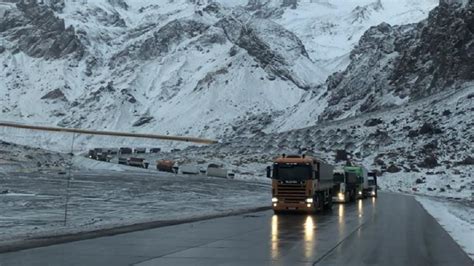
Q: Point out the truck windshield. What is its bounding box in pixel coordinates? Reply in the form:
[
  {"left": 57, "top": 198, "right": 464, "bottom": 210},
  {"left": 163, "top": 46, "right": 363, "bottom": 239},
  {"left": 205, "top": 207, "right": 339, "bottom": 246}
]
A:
[
  {"left": 274, "top": 164, "right": 311, "bottom": 181},
  {"left": 333, "top": 173, "right": 345, "bottom": 183}
]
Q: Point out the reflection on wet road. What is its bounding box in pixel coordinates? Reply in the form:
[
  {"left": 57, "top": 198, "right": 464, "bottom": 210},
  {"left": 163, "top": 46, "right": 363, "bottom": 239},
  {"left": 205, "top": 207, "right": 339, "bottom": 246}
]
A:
[
  {"left": 268, "top": 198, "right": 370, "bottom": 265},
  {"left": 0, "top": 193, "right": 471, "bottom": 266}
]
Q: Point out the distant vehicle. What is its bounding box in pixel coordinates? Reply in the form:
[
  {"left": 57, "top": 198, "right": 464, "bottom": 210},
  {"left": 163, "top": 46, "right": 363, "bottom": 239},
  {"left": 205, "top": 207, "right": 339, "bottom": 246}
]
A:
[
  {"left": 128, "top": 157, "right": 149, "bottom": 169},
  {"left": 157, "top": 160, "right": 176, "bottom": 173},
  {"left": 107, "top": 148, "right": 118, "bottom": 155},
  {"left": 96, "top": 152, "right": 111, "bottom": 162},
  {"left": 171, "top": 148, "right": 181, "bottom": 152},
  {"left": 206, "top": 164, "right": 228, "bottom": 178},
  {"left": 88, "top": 149, "right": 98, "bottom": 160},
  {"left": 119, "top": 147, "right": 132, "bottom": 155},
  {"left": 118, "top": 157, "right": 128, "bottom": 165},
  {"left": 367, "top": 171, "right": 378, "bottom": 197},
  {"left": 207, "top": 168, "right": 228, "bottom": 178},
  {"left": 344, "top": 164, "right": 369, "bottom": 199},
  {"left": 149, "top": 148, "right": 161, "bottom": 153},
  {"left": 267, "top": 154, "right": 334, "bottom": 213},
  {"left": 88, "top": 149, "right": 111, "bottom": 162},
  {"left": 332, "top": 167, "right": 358, "bottom": 203},
  {"left": 134, "top": 148, "right": 146, "bottom": 154},
  {"left": 180, "top": 165, "right": 200, "bottom": 175}
]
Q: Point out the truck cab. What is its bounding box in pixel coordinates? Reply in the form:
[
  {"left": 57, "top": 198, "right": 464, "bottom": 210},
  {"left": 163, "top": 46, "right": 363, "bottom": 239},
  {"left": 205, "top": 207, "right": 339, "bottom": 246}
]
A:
[
  {"left": 332, "top": 168, "right": 357, "bottom": 203},
  {"left": 344, "top": 165, "right": 369, "bottom": 199},
  {"left": 267, "top": 155, "right": 334, "bottom": 213},
  {"left": 367, "top": 171, "right": 378, "bottom": 197}
]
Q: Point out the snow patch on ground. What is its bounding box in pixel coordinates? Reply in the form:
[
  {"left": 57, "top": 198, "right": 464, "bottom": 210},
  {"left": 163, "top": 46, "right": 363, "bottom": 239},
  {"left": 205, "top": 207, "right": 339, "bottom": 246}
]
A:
[
  {"left": 416, "top": 196, "right": 474, "bottom": 259},
  {"left": 377, "top": 167, "right": 473, "bottom": 200}
]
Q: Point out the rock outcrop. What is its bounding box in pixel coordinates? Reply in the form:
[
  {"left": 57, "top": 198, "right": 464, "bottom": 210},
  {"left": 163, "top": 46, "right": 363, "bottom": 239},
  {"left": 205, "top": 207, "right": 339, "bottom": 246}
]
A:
[
  {"left": 320, "top": 1, "right": 473, "bottom": 121},
  {"left": 0, "top": 0, "right": 84, "bottom": 59},
  {"left": 216, "top": 10, "right": 314, "bottom": 89}
]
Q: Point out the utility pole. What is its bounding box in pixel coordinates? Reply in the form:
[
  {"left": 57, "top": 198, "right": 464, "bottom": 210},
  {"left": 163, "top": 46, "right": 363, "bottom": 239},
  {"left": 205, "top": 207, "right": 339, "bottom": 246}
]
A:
[{"left": 63, "top": 133, "right": 76, "bottom": 226}]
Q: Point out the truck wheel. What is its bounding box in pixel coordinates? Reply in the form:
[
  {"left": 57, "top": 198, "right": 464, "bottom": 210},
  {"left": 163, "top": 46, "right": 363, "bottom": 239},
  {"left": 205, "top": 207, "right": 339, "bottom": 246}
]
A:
[
  {"left": 316, "top": 192, "right": 324, "bottom": 211},
  {"left": 324, "top": 193, "right": 333, "bottom": 210}
]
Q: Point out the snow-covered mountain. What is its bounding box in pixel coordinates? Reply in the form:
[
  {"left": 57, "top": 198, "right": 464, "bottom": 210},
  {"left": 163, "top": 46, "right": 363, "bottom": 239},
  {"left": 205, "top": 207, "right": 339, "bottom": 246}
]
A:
[
  {"left": 0, "top": 0, "right": 441, "bottom": 141},
  {"left": 320, "top": 0, "right": 474, "bottom": 121}
]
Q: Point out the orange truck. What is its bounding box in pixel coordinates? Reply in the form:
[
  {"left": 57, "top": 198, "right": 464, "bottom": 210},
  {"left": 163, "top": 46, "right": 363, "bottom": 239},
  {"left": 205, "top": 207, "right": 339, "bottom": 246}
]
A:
[
  {"left": 266, "top": 154, "right": 334, "bottom": 213},
  {"left": 156, "top": 160, "right": 177, "bottom": 173}
]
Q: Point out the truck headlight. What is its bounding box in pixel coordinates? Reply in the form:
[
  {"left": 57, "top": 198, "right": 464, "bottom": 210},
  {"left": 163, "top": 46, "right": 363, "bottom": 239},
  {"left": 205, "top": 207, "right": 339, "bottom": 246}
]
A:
[
  {"left": 358, "top": 191, "right": 362, "bottom": 195},
  {"left": 306, "top": 198, "right": 313, "bottom": 203},
  {"left": 338, "top": 193, "right": 344, "bottom": 199},
  {"left": 272, "top": 197, "right": 278, "bottom": 203},
  {"left": 371, "top": 191, "right": 376, "bottom": 195}
]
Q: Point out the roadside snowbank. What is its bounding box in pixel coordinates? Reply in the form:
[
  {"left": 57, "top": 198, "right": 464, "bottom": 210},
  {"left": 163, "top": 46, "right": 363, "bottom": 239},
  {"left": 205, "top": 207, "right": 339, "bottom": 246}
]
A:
[
  {"left": 416, "top": 196, "right": 474, "bottom": 260},
  {"left": 378, "top": 166, "right": 473, "bottom": 200}
]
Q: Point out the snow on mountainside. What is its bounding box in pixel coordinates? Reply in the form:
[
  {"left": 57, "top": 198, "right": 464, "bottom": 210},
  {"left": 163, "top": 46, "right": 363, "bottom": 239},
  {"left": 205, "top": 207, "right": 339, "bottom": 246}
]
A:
[
  {"left": 269, "top": 0, "right": 473, "bottom": 131},
  {"left": 0, "top": 0, "right": 439, "bottom": 143},
  {"left": 320, "top": 0, "right": 474, "bottom": 121}
]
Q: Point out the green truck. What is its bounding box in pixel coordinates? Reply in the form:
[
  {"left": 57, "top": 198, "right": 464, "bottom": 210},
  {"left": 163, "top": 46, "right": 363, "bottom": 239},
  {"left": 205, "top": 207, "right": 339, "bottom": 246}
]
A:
[
  {"left": 332, "top": 167, "right": 358, "bottom": 203},
  {"left": 343, "top": 165, "right": 369, "bottom": 199}
]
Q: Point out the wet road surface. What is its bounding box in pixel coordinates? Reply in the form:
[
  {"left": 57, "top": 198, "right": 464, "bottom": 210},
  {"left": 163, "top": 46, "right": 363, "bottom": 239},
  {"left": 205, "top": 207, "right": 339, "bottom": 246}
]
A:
[{"left": 0, "top": 192, "right": 471, "bottom": 266}]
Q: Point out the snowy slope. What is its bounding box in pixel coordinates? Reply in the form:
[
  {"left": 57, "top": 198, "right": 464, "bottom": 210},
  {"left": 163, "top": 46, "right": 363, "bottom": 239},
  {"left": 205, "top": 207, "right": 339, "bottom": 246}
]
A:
[
  {"left": 275, "top": 0, "right": 439, "bottom": 73},
  {"left": 162, "top": 82, "right": 474, "bottom": 197},
  {"left": 0, "top": 0, "right": 440, "bottom": 144},
  {"left": 270, "top": 0, "right": 473, "bottom": 131},
  {"left": 417, "top": 197, "right": 474, "bottom": 259}
]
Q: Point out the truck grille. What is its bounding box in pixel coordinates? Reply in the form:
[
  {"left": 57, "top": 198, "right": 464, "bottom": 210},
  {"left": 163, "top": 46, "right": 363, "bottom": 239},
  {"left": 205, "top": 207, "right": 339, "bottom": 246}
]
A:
[{"left": 277, "top": 182, "right": 306, "bottom": 203}]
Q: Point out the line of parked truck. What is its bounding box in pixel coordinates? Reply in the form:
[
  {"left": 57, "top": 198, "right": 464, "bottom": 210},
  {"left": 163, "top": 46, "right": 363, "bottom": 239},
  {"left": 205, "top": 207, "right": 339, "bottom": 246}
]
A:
[
  {"left": 87, "top": 147, "right": 234, "bottom": 178},
  {"left": 266, "top": 154, "right": 377, "bottom": 213},
  {"left": 89, "top": 147, "right": 164, "bottom": 166}
]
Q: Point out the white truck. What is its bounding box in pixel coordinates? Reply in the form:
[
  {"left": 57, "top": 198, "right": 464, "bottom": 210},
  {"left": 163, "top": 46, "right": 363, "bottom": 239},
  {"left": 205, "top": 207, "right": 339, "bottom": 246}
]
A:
[
  {"left": 179, "top": 165, "right": 200, "bottom": 175},
  {"left": 367, "top": 171, "right": 378, "bottom": 197}
]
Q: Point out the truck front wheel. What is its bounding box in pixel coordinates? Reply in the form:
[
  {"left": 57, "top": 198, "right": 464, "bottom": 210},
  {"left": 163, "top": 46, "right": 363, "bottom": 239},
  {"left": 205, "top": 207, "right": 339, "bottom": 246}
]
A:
[
  {"left": 324, "top": 193, "right": 333, "bottom": 210},
  {"left": 350, "top": 190, "right": 356, "bottom": 202}
]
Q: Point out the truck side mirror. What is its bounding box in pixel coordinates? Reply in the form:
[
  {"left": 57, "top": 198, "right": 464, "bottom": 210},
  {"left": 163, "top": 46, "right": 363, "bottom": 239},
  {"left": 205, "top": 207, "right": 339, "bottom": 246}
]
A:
[{"left": 266, "top": 166, "right": 272, "bottom": 178}]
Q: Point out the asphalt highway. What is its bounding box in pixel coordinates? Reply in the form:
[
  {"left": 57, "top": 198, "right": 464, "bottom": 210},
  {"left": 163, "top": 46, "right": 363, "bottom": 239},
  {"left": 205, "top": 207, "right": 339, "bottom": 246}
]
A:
[{"left": 0, "top": 192, "right": 471, "bottom": 266}]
